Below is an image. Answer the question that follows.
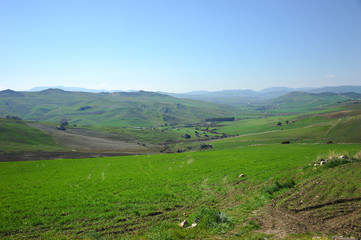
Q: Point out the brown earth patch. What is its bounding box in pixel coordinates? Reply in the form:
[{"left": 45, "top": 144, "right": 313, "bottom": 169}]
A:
[
  {"left": 0, "top": 151, "right": 136, "bottom": 162},
  {"left": 28, "top": 123, "right": 151, "bottom": 153},
  {"left": 0, "top": 123, "right": 161, "bottom": 161},
  {"left": 323, "top": 110, "right": 354, "bottom": 119},
  {"left": 256, "top": 198, "right": 361, "bottom": 238},
  {"left": 254, "top": 172, "right": 361, "bottom": 238}
]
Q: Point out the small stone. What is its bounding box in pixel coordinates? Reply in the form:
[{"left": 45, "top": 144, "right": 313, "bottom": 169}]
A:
[
  {"left": 188, "top": 223, "right": 197, "bottom": 229},
  {"left": 179, "top": 219, "right": 188, "bottom": 228}
]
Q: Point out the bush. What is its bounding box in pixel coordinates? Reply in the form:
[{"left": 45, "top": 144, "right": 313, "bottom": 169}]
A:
[
  {"left": 324, "top": 157, "right": 360, "bottom": 168},
  {"left": 193, "top": 207, "right": 233, "bottom": 231},
  {"left": 316, "top": 151, "right": 361, "bottom": 169},
  {"left": 262, "top": 179, "right": 295, "bottom": 196}
]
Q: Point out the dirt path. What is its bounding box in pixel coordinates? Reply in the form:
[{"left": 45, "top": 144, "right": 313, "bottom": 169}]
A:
[{"left": 324, "top": 118, "right": 342, "bottom": 138}]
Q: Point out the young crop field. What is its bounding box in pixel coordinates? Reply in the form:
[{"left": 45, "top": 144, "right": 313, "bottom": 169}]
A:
[{"left": 1, "top": 143, "right": 361, "bottom": 239}]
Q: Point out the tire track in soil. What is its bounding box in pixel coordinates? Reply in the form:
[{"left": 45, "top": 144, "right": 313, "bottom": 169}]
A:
[{"left": 101, "top": 163, "right": 111, "bottom": 180}]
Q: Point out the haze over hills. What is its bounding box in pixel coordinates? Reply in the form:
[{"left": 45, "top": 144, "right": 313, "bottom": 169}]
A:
[
  {"left": 24, "top": 85, "right": 361, "bottom": 106},
  {"left": 0, "top": 89, "right": 235, "bottom": 127},
  {"left": 2, "top": 87, "right": 361, "bottom": 129},
  {"left": 165, "top": 85, "right": 361, "bottom": 105},
  {"left": 30, "top": 86, "right": 130, "bottom": 93}
]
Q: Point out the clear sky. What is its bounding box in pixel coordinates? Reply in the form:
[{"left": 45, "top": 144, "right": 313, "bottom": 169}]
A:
[{"left": 1, "top": 0, "right": 361, "bottom": 92}]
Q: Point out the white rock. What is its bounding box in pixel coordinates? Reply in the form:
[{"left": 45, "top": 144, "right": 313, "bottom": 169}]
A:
[
  {"left": 179, "top": 219, "right": 188, "bottom": 228},
  {"left": 188, "top": 223, "right": 197, "bottom": 229}
]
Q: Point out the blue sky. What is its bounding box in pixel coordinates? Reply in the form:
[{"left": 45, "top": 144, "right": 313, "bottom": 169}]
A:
[{"left": 1, "top": 0, "right": 360, "bottom": 92}]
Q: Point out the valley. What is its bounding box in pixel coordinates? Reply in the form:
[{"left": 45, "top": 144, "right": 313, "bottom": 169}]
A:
[{"left": 0, "top": 88, "right": 361, "bottom": 239}]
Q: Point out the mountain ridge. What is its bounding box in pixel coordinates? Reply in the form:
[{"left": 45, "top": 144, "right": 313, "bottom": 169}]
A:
[{"left": 0, "top": 89, "right": 235, "bottom": 127}]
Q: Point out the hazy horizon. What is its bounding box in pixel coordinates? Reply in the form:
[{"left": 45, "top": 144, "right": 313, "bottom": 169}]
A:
[{"left": 0, "top": 84, "right": 359, "bottom": 94}]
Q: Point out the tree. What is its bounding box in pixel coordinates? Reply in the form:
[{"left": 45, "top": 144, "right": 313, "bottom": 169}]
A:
[{"left": 57, "top": 119, "right": 69, "bottom": 130}]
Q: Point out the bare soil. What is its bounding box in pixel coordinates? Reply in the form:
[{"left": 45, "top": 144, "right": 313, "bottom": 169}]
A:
[
  {"left": 29, "top": 123, "right": 149, "bottom": 153},
  {"left": 255, "top": 198, "right": 361, "bottom": 238},
  {"left": 254, "top": 176, "right": 361, "bottom": 238},
  {"left": 0, "top": 123, "right": 161, "bottom": 162},
  {"left": 0, "top": 151, "right": 135, "bottom": 162}
]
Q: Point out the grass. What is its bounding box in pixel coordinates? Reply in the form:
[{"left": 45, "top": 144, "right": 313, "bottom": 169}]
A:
[
  {"left": 1, "top": 143, "right": 361, "bottom": 239},
  {"left": 0, "top": 118, "right": 61, "bottom": 152}
]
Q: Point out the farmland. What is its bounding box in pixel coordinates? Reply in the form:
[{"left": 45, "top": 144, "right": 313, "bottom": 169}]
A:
[
  {"left": 1, "top": 88, "right": 361, "bottom": 239},
  {"left": 1, "top": 144, "right": 361, "bottom": 239}
]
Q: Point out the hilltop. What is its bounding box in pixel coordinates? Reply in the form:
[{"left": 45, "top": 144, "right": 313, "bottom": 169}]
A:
[{"left": 0, "top": 89, "right": 235, "bottom": 127}]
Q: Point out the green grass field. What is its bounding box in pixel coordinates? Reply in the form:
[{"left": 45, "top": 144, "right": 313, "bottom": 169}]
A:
[
  {"left": 0, "top": 119, "right": 62, "bottom": 152},
  {"left": 1, "top": 143, "right": 361, "bottom": 239}
]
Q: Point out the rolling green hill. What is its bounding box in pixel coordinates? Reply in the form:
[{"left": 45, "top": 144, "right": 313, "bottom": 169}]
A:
[
  {"left": 0, "top": 118, "right": 61, "bottom": 152},
  {"left": 0, "top": 89, "right": 236, "bottom": 127},
  {"left": 271, "top": 91, "right": 360, "bottom": 112}
]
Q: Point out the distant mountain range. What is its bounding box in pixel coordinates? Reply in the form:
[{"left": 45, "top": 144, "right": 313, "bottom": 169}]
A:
[
  {"left": 26, "top": 85, "right": 361, "bottom": 105},
  {"left": 30, "top": 86, "right": 138, "bottom": 93},
  {"left": 165, "top": 86, "right": 361, "bottom": 105}
]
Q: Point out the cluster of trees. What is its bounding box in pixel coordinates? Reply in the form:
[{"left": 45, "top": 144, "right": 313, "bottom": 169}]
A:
[
  {"left": 276, "top": 120, "right": 295, "bottom": 126},
  {"left": 205, "top": 117, "right": 235, "bottom": 122},
  {"left": 6, "top": 115, "right": 22, "bottom": 120},
  {"left": 77, "top": 106, "right": 92, "bottom": 111},
  {"left": 57, "top": 119, "right": 69, "bottom": 130}
]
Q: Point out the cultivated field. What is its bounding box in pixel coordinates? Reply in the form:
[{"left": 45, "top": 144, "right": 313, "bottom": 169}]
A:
[{"left": 1, "top": 143, "right": 360, "bottom": 239}]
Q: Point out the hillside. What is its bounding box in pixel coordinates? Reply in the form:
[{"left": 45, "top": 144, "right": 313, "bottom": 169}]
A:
[
  {"left": 0, "top": 118, "right": 60, "bottom": 153},
  {"left": 166, "top": 86, "right": 361, "bottom": 105},
  {"left": 256, "top": 160, "right": 361, "bottom": 238},
  {"left": 1, "top": 96, "right": 361, "bottom": 238},
  {"left": 0, "top": 89, "right": 236, "bottom": 127},
  {"left": 270, "top": 91, "right": 361, "bottom": 112}
]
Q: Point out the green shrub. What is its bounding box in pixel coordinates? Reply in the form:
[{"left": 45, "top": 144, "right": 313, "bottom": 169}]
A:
[
  {"left": 262, "top": 179, "right": 295, "bottom": 196},
  {"left": 324, "top": 157, "right": 360, "bottom": 168},
  {"left": 193, "top": 207, "right": 233, "bottom": 231}
]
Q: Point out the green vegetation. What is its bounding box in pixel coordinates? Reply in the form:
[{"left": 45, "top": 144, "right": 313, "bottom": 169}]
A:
[
  {"left": 0, "top": 118, "right": 61, "bottom": 152},
  {"left": 1, "top": 144, "right": 361, "bottom": 239},
  {"left": 1, "top": 89, "right": 361, "bottom": 238},
  {"left": 0, "top": 89, "right": 235, "bottom": 127}
]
